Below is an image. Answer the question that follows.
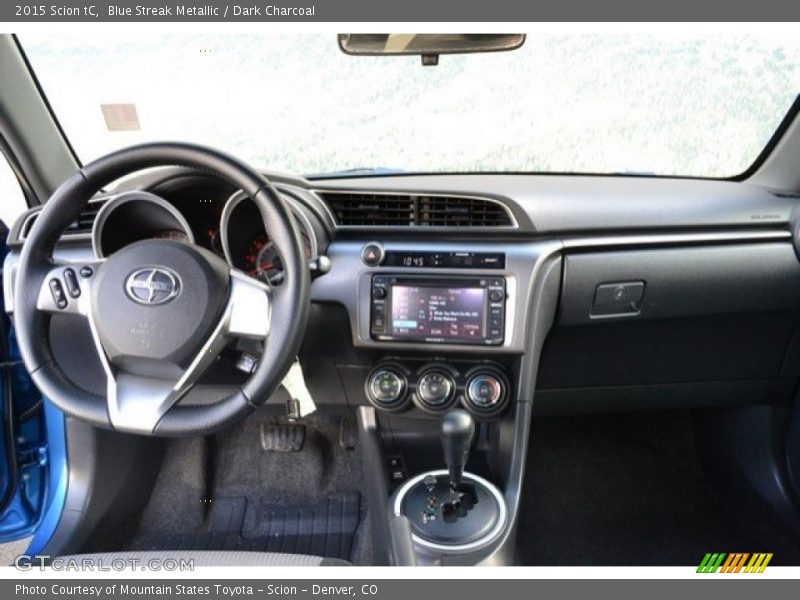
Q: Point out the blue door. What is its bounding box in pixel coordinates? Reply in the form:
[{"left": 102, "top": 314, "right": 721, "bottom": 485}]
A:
[{"left": 0, "top": 221, "right": 68, "bottom": 555}]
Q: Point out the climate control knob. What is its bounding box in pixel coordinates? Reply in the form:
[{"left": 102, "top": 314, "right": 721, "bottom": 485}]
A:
[
  {"left": 467, "top": 375, "right": 503, "bottom": 407},
  {"left": 415, "top": 370, "right": 456, "bottom": 411},
  {"left": 366, "top": 367, "right": 408, "bottom": 411},
  {"left": 463, "top": 369, "right": 509, "bottom": 417}
]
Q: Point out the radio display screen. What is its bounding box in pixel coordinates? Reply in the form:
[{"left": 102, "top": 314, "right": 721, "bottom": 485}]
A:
[{"left": 389, "top": 285, "right": 486, "bottom": 341}]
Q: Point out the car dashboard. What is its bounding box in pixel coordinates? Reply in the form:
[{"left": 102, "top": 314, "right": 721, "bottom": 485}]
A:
[
  {"left": 5, "top": 166, "right": 800, "bottom": 565},
  {"left": 5, "top": 167, "right": 800, "bottom": 418}
]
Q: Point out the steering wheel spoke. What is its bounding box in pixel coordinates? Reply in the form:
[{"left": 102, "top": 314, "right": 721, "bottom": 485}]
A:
[
  {"left": 226, "top": 270, "right": 272, "bottom": 339},
  {"left": 35, "top": 262, "right": 101, "bottom": 316},
  {"left": 104, "top": 268, "right": 271, "bottom": 433}
]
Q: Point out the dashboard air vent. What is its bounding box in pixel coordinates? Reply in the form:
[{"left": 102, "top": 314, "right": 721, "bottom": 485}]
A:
[
  {"left": 321, "top": 192, "right": 415, "bottom": 227},
  {"left": 22, "top": 200, "right": 106, "bottom": 239},
  {"left": 418, "top": 195, "right": 512, "bottom": 227},
  {"left": 319, "top": 192, "right": 513, "bottom": 228}
]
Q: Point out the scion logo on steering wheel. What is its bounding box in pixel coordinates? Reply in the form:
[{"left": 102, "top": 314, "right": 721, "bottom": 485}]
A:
[{"left": 125, "top": 267, "right": 181, "bottom": 305}]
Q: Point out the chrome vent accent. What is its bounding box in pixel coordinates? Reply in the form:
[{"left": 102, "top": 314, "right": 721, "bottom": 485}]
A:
[
  {"left": 318, "top": 192, "right": 514, "bottom": 228},
  {"left": 22, "top": 200, "right": 106, "bottom": 239}
]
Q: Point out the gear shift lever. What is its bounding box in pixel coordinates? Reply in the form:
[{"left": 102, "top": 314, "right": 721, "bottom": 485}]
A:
[{"left": 440, "top": 409, "right": 475, "bottom": 489}]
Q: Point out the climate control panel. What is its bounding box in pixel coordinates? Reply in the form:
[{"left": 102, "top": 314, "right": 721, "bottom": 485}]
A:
[{"left": 364, "top": 360, "right": 511, "bottom": 418}]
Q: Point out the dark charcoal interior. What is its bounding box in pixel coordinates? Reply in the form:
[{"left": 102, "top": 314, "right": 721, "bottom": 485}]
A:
[
  {"left": 520, "top": 411, "right": 800, "bottom": 566},
  {"left": 84, "top": 410, "right": 371, "bottom": 564},
  {"left": 3, "top": 32, "right": 800, "bottom": 567}
]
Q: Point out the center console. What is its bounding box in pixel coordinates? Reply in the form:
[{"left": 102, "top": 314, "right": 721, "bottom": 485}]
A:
[
  {"left": 392, "top": 410, "right": 508, "bottom": 554},
  {"left": 311, "top": 239, "right": 564, "bottom": 565}
]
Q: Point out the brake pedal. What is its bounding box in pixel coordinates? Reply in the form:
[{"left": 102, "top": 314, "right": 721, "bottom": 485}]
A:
[{"left": 260, "top": 422, "right": 305, "bottom": 452}]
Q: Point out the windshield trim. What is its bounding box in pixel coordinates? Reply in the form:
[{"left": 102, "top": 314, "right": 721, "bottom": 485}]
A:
[
  {"left": 14, "top": 34, "right": 82, "bottom": 172},
  {"left": 731, "top": 93, "right": 800, "bottom": 182}
]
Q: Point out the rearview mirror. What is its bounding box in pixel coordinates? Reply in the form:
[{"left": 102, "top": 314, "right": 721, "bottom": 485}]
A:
[{"left": 338, "top": 34, "right": 525, "bottom": 65}]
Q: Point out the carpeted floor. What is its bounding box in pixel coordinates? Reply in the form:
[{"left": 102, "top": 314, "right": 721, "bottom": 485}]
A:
[
  {"left": 84, "top": 407, "right": 800, "bottom": 566},
  {"left": 86, "top": 409, "right": 370, "bottom": 563},
  {"left": 517, "top": 411, "right": 800, "bottom": 566}
]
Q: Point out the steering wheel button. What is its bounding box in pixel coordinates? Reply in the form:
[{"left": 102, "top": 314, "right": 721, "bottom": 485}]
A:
[
  {"left": 79, "top": 265, "right": 94, "bottom": 278},
  {"left": 48, "top": 279, "right": 68, "bottom": 309},
  {"left": 64, "top": 268, "right": 81, "bottom": 298}
]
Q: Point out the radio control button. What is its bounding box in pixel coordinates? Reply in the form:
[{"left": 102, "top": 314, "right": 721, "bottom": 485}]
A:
[
  {"left": 63, "top": 268, "right": 81, "bottom": 298},
  {"left": 372, "top": 286, "right": 387, "bottom": 299},
  {"left": 489, "top": 289, "right": 504, "bottom": 302},
  {"left": 49, "top": 278, "right": 68, "bottom": 310}
]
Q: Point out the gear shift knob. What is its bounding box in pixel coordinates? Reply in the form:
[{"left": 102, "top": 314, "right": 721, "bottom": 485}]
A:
[{"left": 441, "top": 409, "right": 475, "bottom": 489}]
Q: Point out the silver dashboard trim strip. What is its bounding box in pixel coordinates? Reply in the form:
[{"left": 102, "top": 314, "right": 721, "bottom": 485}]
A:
[
  {"left": 563, "top": 229, "right": 791, "bottom": 249},
  {"left": 18, "top": 196, "right": 110, "bottom": 243},
  {"left": 311, "top": 239, "right": 563, "bottom": 354},
  {"left": 91, "top": 191, "right": 196, "bottom": 259}
]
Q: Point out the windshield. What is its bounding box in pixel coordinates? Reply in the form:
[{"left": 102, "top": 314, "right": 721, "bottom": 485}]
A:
[{"left": 19, "top": 32, "right": 800, "bottom": 178}]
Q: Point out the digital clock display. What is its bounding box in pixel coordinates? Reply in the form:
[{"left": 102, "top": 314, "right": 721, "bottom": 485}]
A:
[
  {"left": 400, "top": 255, "right": 428, "bottom": 268},
  {"left": 383, "top": 251, "right": 505, "bottom": 269}
]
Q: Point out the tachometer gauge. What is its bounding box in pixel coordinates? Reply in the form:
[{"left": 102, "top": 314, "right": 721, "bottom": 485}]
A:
[
  {"left": 222, "top": 189, "right": 319, "bottom": 284},
  {"left": 243, "top": 233, "right": 283, "bottom": 284},
  {"left": 242, "top": 231, "right": 313, "bottom": 285}
]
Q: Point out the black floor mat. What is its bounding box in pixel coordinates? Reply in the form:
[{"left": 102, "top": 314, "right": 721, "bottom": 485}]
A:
[
  {"left": 126, "top": 493, "right": 360, "bottom": 560},
  {"left": 84, "top": 412, "right": 369, "bottom": 563},
  {"left": 517, "top": 412, "right": 800, "bottom": 566}
]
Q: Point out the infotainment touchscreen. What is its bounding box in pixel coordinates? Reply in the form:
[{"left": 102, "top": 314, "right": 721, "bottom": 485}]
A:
[{"left": 389, "top": 286, "right": 486, "bottom": 341}]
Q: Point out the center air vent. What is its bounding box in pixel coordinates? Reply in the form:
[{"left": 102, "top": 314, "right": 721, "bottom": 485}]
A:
[
  {"left": 319, "top": 192, "right": 514, "bottom": 228},
  {"left": 322, "top": 192, "right": 414, "bottom": 227},
  {"left": 22, "top": 200, "right": 106, "bottom": 239}
]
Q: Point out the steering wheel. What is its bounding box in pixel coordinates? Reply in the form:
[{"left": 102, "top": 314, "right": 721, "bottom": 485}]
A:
[{"left": 13, "top": 143, "right": 310, "bottom": 437}]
